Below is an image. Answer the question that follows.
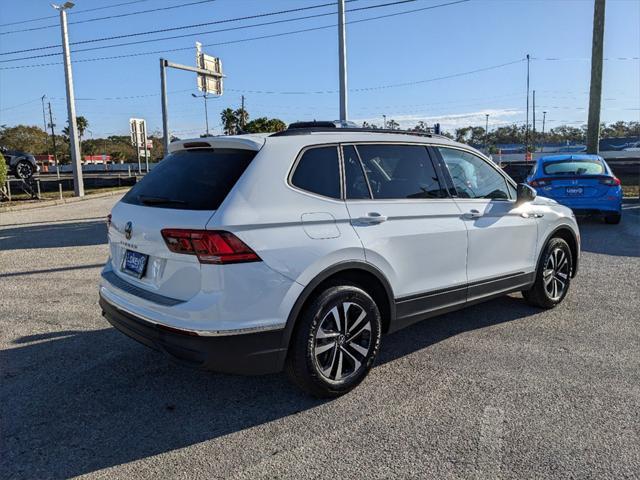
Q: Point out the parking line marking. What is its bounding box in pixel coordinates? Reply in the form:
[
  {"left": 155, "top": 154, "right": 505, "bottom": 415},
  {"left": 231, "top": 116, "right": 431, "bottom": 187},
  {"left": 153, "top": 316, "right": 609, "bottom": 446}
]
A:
[{"left": 477, "top": 406, "right": 505, "bottom": 478}]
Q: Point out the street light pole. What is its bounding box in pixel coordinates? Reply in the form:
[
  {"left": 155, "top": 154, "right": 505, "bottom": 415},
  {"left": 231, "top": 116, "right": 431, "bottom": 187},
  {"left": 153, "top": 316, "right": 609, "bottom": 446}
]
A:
[
  {"left": 485, "top": 114, "right": 489, "bottom": 153},
  {"left": 192, "top": 93, "right": 210, "bottom": 135},
  {"left": 338, "top": 0, "right": 348, "bottom": 122},
  {"left": 53, "top": 2, "right": 84, "bottom": 197},
  {"left": 525, "top": 53, "right": 530, "bottom": 153},
  {"left": 382, "top": 115, "right": 386, "bottom": 129}
]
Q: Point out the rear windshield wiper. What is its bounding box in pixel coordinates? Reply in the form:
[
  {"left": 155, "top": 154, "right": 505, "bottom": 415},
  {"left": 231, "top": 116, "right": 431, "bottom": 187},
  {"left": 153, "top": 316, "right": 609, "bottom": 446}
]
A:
[{"left": 138, "top": 195, "right": 187, "bottom": 206}]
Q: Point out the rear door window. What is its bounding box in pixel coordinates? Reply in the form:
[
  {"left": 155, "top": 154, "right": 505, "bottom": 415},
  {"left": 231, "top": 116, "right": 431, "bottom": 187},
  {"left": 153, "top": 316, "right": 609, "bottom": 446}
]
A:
[
  {"left": 122, "top": 148, "right": 256, "bottom": 210},
  {"left": 291, "top": 146, "right": 341, "bottom": 199},
  {"left": 355, "top": 144, "right": 447, "bottom": 199}
]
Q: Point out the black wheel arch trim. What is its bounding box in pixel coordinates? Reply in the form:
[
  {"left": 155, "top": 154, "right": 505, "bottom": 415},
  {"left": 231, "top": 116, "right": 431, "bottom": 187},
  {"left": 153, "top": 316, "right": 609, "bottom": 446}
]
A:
[
  {"left": 537, "top": 224, "right": 580, "bottom": 278},
  {"left": 276, "top": 261, "right": 395, "bottom": 369}
]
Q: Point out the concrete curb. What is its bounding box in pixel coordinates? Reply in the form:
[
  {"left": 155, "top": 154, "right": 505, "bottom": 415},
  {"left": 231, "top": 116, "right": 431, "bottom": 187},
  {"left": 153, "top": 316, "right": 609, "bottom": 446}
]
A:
[{"left": 0, "top": 188, "right": 129, "bottom": 213}]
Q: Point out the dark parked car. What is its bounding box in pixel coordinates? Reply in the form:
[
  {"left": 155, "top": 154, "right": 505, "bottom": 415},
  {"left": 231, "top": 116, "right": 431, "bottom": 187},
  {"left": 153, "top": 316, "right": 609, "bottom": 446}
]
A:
[{"left": 1, "top": 147, "right": 39, "bottom": 179}]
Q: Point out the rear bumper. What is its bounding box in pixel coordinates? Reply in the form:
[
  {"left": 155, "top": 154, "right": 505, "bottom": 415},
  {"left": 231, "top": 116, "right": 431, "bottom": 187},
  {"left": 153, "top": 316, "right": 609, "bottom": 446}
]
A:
[
  {"left": 549, "top": 198, "right": 622, "bottom": 215},
  {"left": 100, "top": 295, "right": 287, "bottom": 375}
]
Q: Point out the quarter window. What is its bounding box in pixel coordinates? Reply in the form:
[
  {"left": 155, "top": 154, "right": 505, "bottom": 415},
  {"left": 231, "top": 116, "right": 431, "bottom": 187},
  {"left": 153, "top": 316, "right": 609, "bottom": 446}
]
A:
[
  {"left": 437, "top": 147, "right": 511, "bottom": 200},
  {"left": 355, "top": 144, "right": 446, "bottom": 199},
  {"left": 291, "top": 146, "right": 341, "bottom": 199}
]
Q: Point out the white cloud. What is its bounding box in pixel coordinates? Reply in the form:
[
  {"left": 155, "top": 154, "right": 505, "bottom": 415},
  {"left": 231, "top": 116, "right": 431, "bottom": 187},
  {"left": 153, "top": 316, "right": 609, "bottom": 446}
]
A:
[{"left": 353, "top": 108, "right": 523, "bottom": 132}]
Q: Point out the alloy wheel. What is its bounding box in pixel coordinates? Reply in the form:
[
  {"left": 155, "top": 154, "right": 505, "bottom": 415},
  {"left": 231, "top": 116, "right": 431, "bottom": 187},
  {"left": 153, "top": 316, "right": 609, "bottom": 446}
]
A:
[
  {"left": 313, "top": 302, "right": 372, "bottom": 383},
  {"left": 16, "top": 162, "right": 32, "bottom": 179},
  {"left": 543, "top": 247, "right": 570, "bottom": 301}
]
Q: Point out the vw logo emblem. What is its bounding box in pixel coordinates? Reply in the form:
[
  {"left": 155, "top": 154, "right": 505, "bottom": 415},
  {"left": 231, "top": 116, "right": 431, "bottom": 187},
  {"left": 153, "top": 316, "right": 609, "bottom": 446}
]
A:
[{"left": 124, "top": 221, "right": 133, "bottom": 240}]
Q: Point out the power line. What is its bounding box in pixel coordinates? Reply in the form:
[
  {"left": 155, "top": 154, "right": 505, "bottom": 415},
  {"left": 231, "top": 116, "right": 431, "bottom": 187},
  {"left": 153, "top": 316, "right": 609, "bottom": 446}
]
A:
[
  {"left": 0, "top": 0, "right": 218, "bottom": 36},
  {"left": 0, "top": 0, "right": 470, "bottom": 68},
  {"left": 0, "top": 0, "right": 361, "bottom": 55},
  {"left": 3, "top": 0, "right": 428, "bottom": 62},
  {"left": 0, "top": 0, "right": 152, "bottom": 27}
]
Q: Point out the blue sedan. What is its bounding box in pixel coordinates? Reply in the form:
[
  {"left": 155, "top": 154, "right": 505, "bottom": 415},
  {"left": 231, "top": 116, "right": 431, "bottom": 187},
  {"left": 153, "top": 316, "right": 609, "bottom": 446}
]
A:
[{"left": 526, "top": 154, "right": 623, "bottom": 224}]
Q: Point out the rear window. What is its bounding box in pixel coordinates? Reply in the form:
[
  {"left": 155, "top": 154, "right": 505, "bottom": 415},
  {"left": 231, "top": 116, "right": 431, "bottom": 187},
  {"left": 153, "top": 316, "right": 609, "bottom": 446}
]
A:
[
  {"left": 543, "top": 160, "right": 604, "bottom": 176},
  {"left": 122, "top": 148, "right": 256, "bottom": 210}
]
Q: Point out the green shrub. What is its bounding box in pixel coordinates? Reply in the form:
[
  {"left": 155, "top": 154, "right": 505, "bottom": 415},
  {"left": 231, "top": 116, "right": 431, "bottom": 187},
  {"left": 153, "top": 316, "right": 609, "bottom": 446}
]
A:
[{"left": 0, "top": 152, "right": 7, "bottom": 187}]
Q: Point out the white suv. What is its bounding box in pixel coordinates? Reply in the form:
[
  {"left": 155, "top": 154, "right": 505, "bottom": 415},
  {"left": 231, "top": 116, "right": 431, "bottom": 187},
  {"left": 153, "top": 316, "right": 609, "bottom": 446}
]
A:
[{"left": 100, "top": 125, "right": 580, "bottom": 397}]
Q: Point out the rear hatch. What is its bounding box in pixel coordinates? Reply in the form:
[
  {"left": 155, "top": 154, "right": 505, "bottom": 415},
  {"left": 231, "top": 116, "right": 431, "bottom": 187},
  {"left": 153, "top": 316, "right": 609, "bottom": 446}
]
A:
[
  {"left": 538, "top": 159, "right": 611, "bottom": 199},
  {"left": 107, "top": 146, "right": 258, "bottom": 302}
]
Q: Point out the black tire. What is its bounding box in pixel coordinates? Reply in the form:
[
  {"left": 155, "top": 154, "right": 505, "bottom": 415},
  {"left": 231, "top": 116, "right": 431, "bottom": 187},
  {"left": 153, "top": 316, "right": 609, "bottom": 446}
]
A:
[
  {"left": 285, "top": 284, "right": 382, "bottom": 398},
  {"left": 522, "top": 237, "right": 573, "bottom": 309},
  {"left": 15, "top": 160, "right": 34, "bottom": 179},
  {"left": 604, "top": 213, "right": 621, "bottom": 225}
]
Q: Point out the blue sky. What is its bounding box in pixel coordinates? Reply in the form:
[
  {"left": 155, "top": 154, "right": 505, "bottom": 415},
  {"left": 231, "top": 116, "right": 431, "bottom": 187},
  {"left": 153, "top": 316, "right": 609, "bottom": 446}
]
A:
[{"left": 0, "top": 0, "right": 638, "bottom": 138}]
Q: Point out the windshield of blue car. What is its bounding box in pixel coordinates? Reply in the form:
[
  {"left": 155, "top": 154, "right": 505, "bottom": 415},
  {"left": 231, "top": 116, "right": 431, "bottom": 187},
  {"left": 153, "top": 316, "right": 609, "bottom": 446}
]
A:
[{"left": 543, "top": 160, "right": 604, "bottom": 176}]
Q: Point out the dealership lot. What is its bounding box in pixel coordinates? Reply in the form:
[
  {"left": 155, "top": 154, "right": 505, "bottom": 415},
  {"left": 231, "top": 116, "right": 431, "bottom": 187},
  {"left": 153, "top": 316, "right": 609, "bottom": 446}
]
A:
[{"left": 1, "top": 196, "right": 638, "bottom": 479}]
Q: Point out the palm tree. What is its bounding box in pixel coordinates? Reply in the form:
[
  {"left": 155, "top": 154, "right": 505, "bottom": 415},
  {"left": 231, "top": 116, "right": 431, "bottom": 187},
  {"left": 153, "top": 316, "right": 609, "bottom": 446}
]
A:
[
  {"left": 234, "top": 107, "right": 249, "bottom": 131},
  {"left": 220, "top": 108, "right": 237, "bottom": 135},
  {"left": 62, "top": 116, "right": 89, "bottom": 142}
]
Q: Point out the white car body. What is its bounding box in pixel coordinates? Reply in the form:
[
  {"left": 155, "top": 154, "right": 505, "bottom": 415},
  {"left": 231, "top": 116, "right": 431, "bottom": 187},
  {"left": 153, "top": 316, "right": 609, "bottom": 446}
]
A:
[{"left": 99, "top": 129, "right": 580, "bottom": 376}]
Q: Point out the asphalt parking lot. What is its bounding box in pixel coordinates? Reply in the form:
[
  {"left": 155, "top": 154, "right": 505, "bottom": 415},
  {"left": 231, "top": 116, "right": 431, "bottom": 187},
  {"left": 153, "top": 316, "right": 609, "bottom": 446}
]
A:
[{"left": 1, "top": 196, "right": 639, "bottom": 479}]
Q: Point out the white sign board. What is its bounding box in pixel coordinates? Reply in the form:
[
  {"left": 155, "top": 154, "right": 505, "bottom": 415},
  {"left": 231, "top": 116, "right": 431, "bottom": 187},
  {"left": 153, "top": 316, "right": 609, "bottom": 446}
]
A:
[
  {"left": 196, "top": 41, "right": 223, "bottom": 95},
  {"left": 129, "top": 118, "right": 147, "bottom": 147}
]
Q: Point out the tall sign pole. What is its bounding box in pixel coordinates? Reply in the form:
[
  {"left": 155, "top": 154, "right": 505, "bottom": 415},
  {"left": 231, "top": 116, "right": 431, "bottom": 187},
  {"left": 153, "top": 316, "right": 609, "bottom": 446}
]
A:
[
  {"left": 160, "top": 43, "right": 224, "bottom": 150},
  {"left": 338, "top": 0, "right": 348, "bottom": 122},
  {"left": 53, "top": 2, "right": 84, "bottom": 197},
  {"left": 587, "top": 0, "right": 606, "bottom": 154}
]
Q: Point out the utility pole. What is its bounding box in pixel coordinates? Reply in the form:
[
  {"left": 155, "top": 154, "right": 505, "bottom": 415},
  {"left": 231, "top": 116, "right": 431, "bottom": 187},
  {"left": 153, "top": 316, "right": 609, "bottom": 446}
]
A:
[
  {"left": 240, "top": 95, "right": 246, "bottom": 129},
  {"left": 338, "top": 0, "right": 348, "bottom": 121},
  {"left": 525, "top": 53, "right": 530, "bottom": 153},
  {"left": 542, "top": 111, "right": 547, "bottom": 153},
  {"left": 532, "top": 90, "right": 536, "bottom": 151},
  {"left": 41, "top": 95, "right": 50, "bottom": 160},
  {"left": 383, "top": 115, "right": 387, "bottom": 129},
  {"left": 47, "top": 102, "right": 60, "bottom": 180},
  {"left": 587, "top": 0, "right": 606, "bottom": 154},
  {"left": 485, "top": 113, "right": 489, "bottom": 152},
  {"left": 53, "top": 2, "right": 84, "bottom": 197}
]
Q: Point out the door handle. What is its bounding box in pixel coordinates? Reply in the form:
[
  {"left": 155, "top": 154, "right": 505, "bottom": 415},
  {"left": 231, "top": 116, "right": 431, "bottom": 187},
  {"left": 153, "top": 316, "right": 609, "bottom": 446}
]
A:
[
  {"left": 462, "top": 209, "right": 482, "bottom": 220},
  {"left": 355, "top": 212, "right": 387, "bottom": 225}
]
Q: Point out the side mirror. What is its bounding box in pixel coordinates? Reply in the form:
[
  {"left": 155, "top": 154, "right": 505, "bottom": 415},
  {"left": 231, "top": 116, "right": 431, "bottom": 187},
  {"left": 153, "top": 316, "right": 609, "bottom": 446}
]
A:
[{"left": 516, "top": 183, "right": 536, "bottom": 205}]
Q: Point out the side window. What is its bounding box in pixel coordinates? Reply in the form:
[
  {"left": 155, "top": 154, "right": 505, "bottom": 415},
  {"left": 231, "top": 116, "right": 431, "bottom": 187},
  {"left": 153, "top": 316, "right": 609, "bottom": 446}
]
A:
[
  {"left": 342, "top": 145, "right": 371, "bottom": 199},
  {"left": 355, "top": 144, "right": 447, "bottom": 199},
  {"left": 437, "top": 148, "right": 511, "bottom": 200},
  {"left": 291, "top": 146, "right": 341, "bottom": 199}
]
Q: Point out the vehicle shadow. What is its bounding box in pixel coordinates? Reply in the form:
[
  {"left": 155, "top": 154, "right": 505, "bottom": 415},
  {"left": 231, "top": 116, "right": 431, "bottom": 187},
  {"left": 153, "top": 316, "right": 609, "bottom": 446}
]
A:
[
  {"left": 1, "top": 295, "right": 539, "bottom": 479},
  {"left": 0, "top": 220, "right": 107, "bottom": 250}
]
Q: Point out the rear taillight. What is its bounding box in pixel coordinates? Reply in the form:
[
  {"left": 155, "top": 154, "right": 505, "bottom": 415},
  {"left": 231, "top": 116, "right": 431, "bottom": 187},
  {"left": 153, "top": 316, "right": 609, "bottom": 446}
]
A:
[
  {"left": 160, "top": 229, "right": 260, "bottom": 264},
  {"left": 529, "top": 178, "right": 551, "bottom": 187},
  {"left": 600, "top": 177, "right": 621, "bottom": 186}
]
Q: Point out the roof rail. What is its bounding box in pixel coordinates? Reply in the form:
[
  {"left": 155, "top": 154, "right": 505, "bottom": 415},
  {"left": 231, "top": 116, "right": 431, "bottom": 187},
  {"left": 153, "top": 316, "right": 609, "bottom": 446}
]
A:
[{"left": 271, "top": 126, "right": 449, "bottom": 139}]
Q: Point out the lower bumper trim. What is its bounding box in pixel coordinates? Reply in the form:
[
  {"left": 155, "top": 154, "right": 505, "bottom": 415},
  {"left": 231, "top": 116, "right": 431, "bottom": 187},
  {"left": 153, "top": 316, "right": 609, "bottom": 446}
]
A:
[{"left": 99, "top": 295, "right": 287, "bottom": 375}]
